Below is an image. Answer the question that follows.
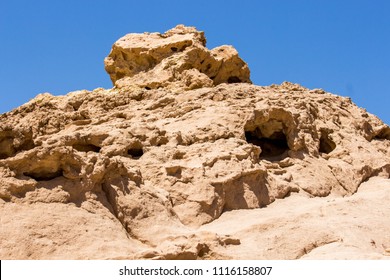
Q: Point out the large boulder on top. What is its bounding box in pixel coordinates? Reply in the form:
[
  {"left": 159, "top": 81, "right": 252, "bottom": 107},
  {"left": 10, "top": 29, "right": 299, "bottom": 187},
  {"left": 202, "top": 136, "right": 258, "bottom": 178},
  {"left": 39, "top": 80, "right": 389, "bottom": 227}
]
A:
[{"left": 104, "top": 25, "right": 251, "bottom": 90}]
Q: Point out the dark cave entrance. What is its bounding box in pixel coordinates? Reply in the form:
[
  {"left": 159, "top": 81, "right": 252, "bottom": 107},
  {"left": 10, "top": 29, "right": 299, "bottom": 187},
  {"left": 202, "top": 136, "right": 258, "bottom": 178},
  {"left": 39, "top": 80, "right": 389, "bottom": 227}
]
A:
[
  {"left": 245, "top": 122, "right": 290, "bottom": 161},
  {"left": 24, "top": 168, "right": 64, "bottom": 181},
  {"left": 127, "top": 142, "right": 144, "bottom": 159},
  {"left": 227, "top": 76, "right": 242, "bottom": 83},
  {"left": 319, "top": 132, "right": 336, "bottom": 154}
]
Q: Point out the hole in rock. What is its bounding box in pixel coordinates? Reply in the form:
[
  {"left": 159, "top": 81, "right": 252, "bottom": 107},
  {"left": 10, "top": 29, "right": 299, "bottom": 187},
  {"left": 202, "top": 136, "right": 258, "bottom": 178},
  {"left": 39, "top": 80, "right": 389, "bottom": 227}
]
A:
[
  {"left": 319, "top": 133, "right": 336, "bottom": 154},
  {"left": 144, "top": 86, "right": 151, "bottom": 90},
  {"left": 127, "top": 147, "right": 144, "bottom": 159},
  {"left": 170, "top": 47, "right": 178, "bottom": 52},
  {"left": 228, "top": 76, "right": 242, "bottom": 83},
  {"left": 73, "top": 143, "right": 101, "bottom": 153},
  {"left": 245, "top": 123, "right": 289, "bottom": 161},
  {"left": 24, "top": 169, "right": 64, "bottom": 181}
]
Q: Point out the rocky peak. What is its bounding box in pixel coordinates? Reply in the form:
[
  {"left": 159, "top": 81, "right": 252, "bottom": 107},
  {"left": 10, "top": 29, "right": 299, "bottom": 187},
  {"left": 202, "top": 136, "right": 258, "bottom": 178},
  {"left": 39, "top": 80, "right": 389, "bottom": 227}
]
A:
[
  {"left": 1, "top": 25, "right": 390, "bottom": 260},
  {"left": 104, "top": 25, "right": 251, "bottom": 90}
]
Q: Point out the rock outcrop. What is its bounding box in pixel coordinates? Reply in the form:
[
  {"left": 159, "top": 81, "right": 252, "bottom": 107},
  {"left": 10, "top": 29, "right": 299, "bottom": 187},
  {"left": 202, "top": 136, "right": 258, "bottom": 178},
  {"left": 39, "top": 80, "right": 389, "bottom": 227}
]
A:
[
  {"left": 104, "top": 25, "right": 251, "bottom": 90},
  {"left": 1, "top": 25, "right": 390, "bottom": 260}
]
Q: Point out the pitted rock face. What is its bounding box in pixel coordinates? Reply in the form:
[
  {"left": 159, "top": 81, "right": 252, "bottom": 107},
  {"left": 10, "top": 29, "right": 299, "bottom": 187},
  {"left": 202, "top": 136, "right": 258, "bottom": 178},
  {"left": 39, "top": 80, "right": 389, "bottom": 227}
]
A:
[
  {"left": 1, "top": 26, "right": 390, "bottom": 260},
  {"left": 104, "top": 25, "right": 251, "bottom": 90}
]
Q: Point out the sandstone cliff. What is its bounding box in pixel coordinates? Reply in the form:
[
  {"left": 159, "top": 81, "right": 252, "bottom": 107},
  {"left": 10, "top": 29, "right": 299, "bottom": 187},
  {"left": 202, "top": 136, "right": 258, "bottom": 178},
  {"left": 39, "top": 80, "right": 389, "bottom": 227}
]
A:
[{"left": 1, "top": 25, "right": 390, "bottom": 259}]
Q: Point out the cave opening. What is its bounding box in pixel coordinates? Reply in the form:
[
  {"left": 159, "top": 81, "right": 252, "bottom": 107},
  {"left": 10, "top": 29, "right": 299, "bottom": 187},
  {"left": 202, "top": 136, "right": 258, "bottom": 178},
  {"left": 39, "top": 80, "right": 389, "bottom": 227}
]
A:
[
  {"left": 319, "top": 133, "right": 336, "bottom": 154},
  {"left": 24, "top": 169, "right": 64, "bottom": 181},
  {"left": 127, "top": 147, "right": 144, "bottom": 159},
  {"left": 245, "top": 123, "right": 289, "bottom": 161},
  {"left": 227, "top": 76, "right": 242, "bottom": 83}
]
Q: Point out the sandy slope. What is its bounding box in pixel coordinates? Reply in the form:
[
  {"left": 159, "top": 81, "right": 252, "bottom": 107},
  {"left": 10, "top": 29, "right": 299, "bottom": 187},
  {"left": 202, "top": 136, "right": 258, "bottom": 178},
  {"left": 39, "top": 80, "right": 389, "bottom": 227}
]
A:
[{"left": 200, "top": 177, "right": 390, "bottom": 259}]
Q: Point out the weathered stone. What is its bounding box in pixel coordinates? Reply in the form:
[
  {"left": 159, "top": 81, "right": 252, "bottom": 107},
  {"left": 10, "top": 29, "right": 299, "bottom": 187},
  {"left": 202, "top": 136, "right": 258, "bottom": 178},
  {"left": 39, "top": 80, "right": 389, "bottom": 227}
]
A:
[
  {"left": 1, "top": 26, "right": 390, "bottom": 260},
  {"left": 104, "top": 25, "right": 251, "bottom": 90}
]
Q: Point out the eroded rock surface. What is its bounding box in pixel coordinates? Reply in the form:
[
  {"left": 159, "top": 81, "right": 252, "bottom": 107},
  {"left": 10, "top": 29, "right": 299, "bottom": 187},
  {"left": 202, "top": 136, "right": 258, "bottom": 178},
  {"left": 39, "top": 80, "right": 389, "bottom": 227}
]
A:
[
  {"left": 1, "top": 26, "right": 390, "bottom": 260},
  {"left": 104, "top": 25, "right": 251, "bottom": 90}
]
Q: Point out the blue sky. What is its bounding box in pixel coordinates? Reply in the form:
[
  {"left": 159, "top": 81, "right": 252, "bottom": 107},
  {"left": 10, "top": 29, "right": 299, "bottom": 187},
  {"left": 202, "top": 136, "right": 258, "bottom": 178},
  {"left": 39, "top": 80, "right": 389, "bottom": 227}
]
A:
[{"left": 0, "top": 0, "right": 389, "bottom": 124}]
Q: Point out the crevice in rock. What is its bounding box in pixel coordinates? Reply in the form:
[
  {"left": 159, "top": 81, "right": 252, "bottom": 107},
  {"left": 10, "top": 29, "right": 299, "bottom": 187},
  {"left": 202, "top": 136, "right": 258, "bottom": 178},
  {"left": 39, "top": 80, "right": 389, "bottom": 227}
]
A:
[
  {"left": 73, "top": 143, "right": 101, "bottom": 153},
  {"left": 99, "top": 181, "right": 140, "bottom": 241},
  {"left": 297, "top": 239, "right": 340, "bottom": 259},
  {"left": 100, "top": 182, "right": 120, "bottom": 217}
]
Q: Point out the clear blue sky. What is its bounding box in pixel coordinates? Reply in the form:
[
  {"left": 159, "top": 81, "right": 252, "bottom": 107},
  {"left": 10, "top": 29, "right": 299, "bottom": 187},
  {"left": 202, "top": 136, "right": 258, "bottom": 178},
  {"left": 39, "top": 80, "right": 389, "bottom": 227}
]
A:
[{"left": 1, "top": 0, "right": 389, "bottom": 124}]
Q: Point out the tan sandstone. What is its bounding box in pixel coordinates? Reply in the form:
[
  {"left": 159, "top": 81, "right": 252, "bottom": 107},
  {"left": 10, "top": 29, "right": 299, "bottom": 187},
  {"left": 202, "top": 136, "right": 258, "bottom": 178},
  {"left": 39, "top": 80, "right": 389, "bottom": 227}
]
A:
[{"left": 1, "top": 25, "right": 390, "bottom": 260}]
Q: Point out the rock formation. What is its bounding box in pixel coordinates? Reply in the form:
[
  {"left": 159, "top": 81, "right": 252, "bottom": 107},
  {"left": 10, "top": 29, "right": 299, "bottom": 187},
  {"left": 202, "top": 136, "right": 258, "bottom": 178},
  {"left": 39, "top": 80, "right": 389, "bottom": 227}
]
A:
[
  {"left": 104, "top": 25, "right": 251, "bottom": 90},
  {"left": 1, "top": 25, "right": 390, "bottom": 260}
]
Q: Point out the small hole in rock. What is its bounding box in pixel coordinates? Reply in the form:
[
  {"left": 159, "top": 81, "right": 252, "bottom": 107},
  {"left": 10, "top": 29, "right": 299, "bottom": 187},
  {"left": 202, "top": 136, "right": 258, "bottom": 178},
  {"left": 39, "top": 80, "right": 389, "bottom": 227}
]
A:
[
  {"left": 24, "top": 169, "right": 64, "bottom": 181},
  {"left": 73, "top": 143, "right": 101, "bottom": 153},
  {"left": 128, "top": 147, "right": 144, "bottom": 159},
  {"left": 144, "top": 86, "right": 151, "bottom": 90},
  {"left": 319, "top": 133, "right": 336, "bottom": 154},
  {"left": 228, "top": 76, "right": 242, "bottom": 83},
  {"left": 171, "top": 47, "right": 178, "bottom": 52}
]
